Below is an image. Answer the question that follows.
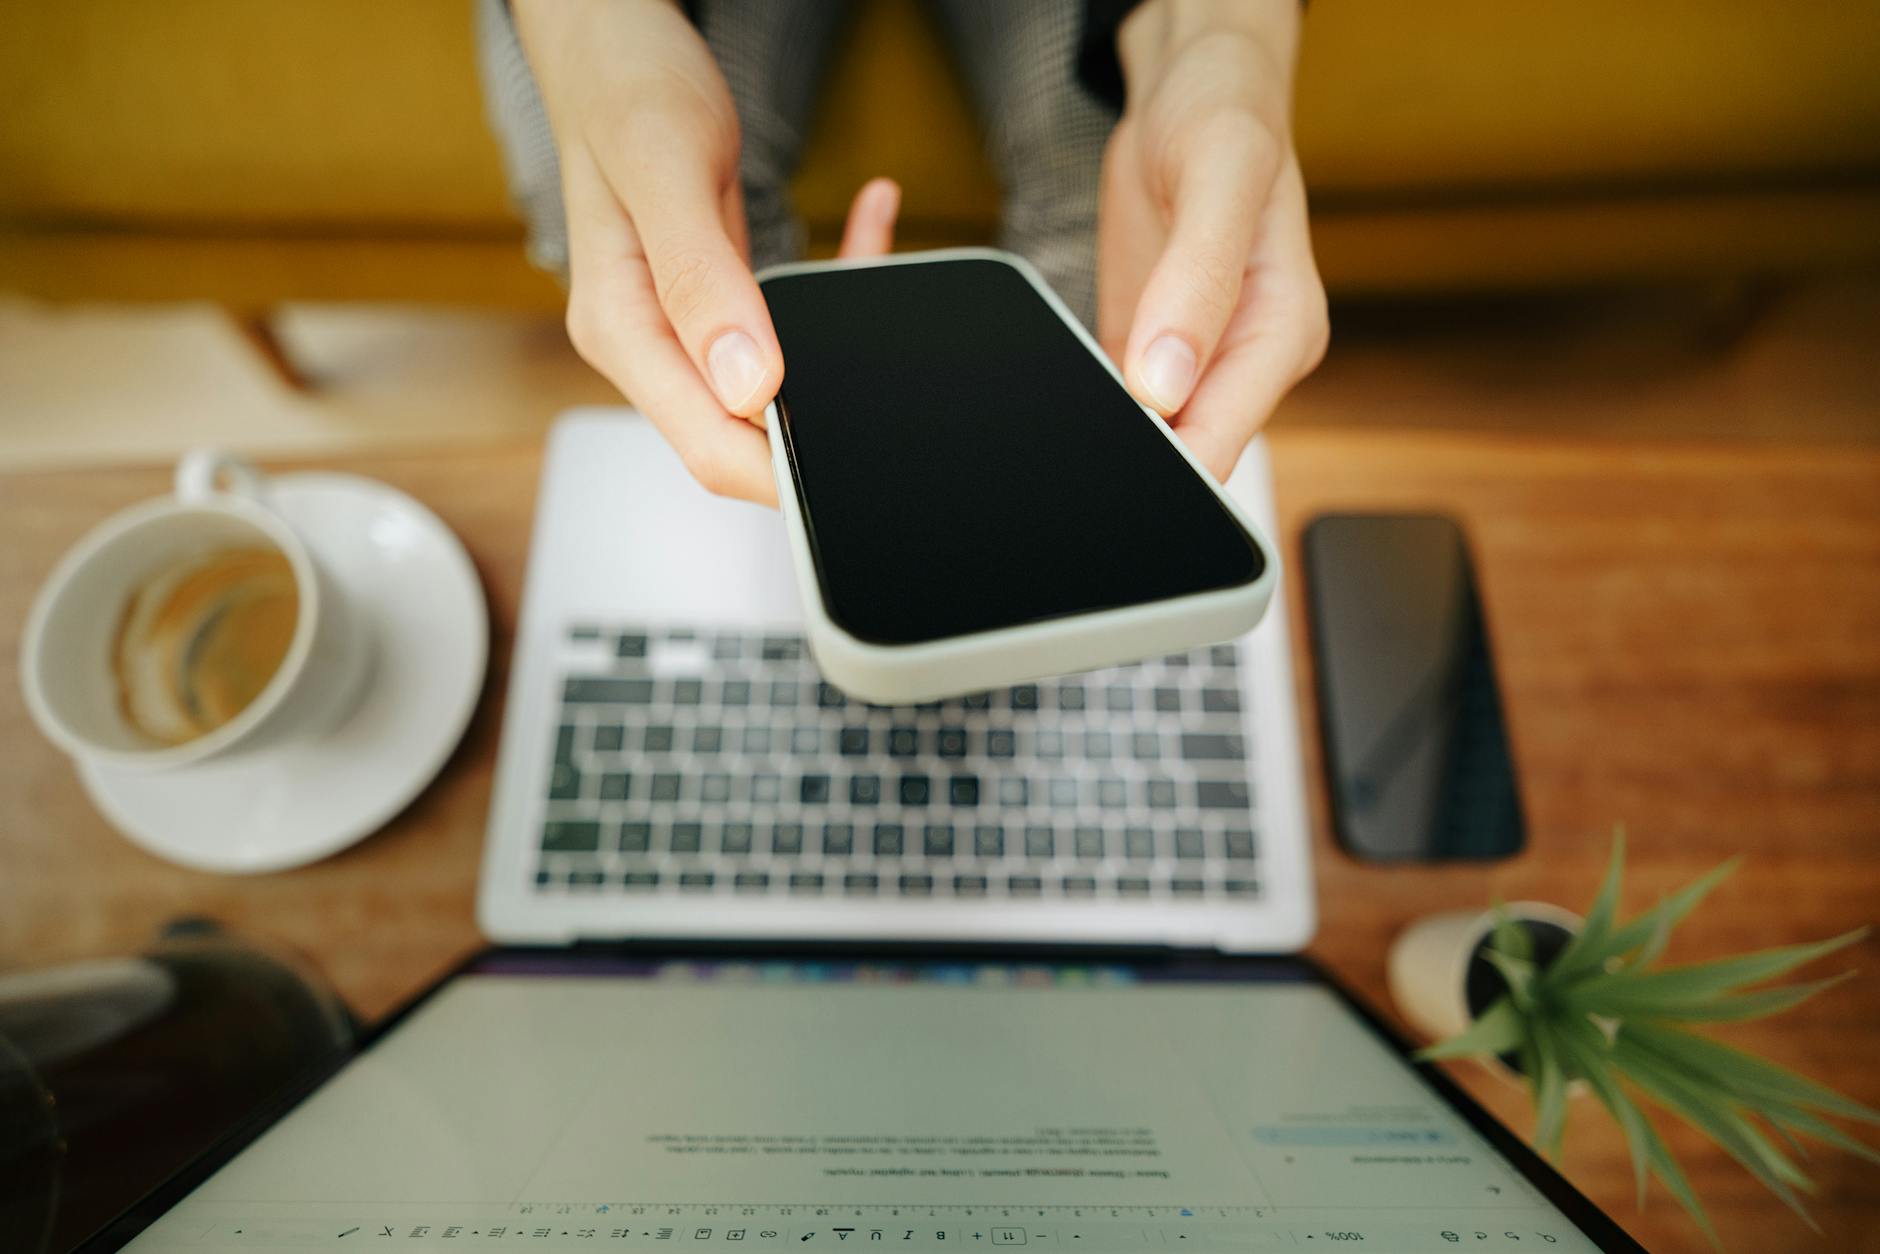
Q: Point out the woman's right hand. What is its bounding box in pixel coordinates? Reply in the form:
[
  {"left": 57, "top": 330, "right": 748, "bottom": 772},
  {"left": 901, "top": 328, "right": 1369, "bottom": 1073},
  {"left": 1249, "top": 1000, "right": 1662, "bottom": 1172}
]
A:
[{"left": 515, "top": 0, "right": 899, "bottom": 505}]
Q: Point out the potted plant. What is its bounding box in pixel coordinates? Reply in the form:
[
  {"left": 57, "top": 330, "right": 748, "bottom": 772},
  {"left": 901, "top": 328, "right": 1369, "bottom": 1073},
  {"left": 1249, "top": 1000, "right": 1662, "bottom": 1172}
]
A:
[{"left": 1389, "top": 834, "right": 1877, "bottom": 1247}]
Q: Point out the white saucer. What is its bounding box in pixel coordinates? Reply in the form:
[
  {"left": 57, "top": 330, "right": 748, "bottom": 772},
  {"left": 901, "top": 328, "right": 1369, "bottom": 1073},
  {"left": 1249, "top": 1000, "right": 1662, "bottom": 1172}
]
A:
[{"left": 78, "top": 473, "right": 488, "bottom": 874}]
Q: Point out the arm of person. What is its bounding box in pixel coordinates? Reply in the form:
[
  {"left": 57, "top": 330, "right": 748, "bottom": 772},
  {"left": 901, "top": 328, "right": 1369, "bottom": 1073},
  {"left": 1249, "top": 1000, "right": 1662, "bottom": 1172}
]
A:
[
  {"left": 1096, "top": 0, "right": 1328, "bottom": 480},
  {"left": 513, "top": 0, "right": 898, "bottom": 505}
]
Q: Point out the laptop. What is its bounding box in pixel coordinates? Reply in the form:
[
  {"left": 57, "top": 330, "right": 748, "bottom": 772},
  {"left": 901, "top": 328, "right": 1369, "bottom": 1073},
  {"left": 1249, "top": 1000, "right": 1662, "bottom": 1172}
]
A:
[
  {"left": 98, "top": 946, "right": 1641, "bottom": 1253},
  {"left": 478, "top": 410, "right": 1314, "bottom": 951}
]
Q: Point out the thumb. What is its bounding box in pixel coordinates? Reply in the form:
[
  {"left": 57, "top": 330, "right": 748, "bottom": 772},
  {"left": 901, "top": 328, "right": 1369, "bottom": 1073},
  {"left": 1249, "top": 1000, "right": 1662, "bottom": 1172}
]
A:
[
  {"left": 837, "top": 177, "right": 900, "bottom": 259},
  {"left": 620, "top": 168, "right": 782, "bottom": 419},
  {"left": 1123, "top": 128, "right": 1273, "bottom": 416}
]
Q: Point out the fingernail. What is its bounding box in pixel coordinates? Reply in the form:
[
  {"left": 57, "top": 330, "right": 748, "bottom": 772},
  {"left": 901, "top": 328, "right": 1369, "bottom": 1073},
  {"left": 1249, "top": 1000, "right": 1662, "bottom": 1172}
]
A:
[
  {"left": 707, "top": 329, "right": 768, "bottom": 412},
  {"left": 1137, "top": 335, "right": 1198, "bottom": 413}
]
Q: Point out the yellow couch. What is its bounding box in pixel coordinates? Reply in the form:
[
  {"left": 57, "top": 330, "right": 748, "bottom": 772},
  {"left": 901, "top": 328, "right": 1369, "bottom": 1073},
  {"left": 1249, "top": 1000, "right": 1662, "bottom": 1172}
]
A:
[{"left": 3, "top": 0, "right": 1878, "bottom": 316}]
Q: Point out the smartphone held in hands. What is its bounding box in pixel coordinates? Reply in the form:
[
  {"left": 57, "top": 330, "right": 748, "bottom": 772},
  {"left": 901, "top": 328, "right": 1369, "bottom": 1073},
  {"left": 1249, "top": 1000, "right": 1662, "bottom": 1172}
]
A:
[{"left": 761, "top": 249, "right": 1277, "bottom": 704}]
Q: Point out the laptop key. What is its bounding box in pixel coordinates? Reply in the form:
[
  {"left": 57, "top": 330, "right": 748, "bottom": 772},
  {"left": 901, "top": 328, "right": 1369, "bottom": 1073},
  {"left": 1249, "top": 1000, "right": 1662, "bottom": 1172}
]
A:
[
  {"left": 569, "top": 868, "right": 606, "bottom": 889},
  {"left": 1170, "top": 876, "right": 1207, "bottom": 896},
  {"left": 692, "top": 725, "right": 724, "bottom": 754},
  {"left": 1056, "top": 683, "right": 1086, "bottom": 711},
  {"left": 1144, "top": 778, "right": 1178, "bottom": 809},
  {"left": 621, "top": 869, "right": 660, "bottom": 891},
  {"left": 899, "top": 873, "right": 935, "bottom": 896},
  {"left": 672, "top": 678, "right": 703, "bottom": 705},
  {"left": 1024, "top": 825, "right": 1055, "bottom": 859},
  {"left": 898, "top": 774, "right": 931, "bottom": 806},
  {"left": 1123, "top": 827, "right": 1156, "bottom": 860},
  {"left": 820, "top": 823, "right": 854, "bottom": 856},
  {"left": 850, "top": 774, "right": 882, "bottom": 806},
  {"left": 615, "top": 633, "right": 648, "bottom": 658},
  {"left": 720, "top": 821, "right": 754, "bottom": 855},
  {"left": 1115, "top": 874, "right": 1152, "bottom": 897},
  {"left": 740, "top": 725, "right": 771, "bottom": 754},
  {"left": 953, "top": 873, "right": 990, "bottom": 896},
  {"left": 679, "top": 870, "right": 716, "bottom": 892},
  {"left": 973, "top": 824, "right": 1006, "bottom": 857},
  {"left": 720, "top": 679, "right": 752, "bottom": 707},
  {"left": 642, "top": 725, "right": 676, "bottom": 753},
  {"left": 1197, "top": 779, "right": 1252, "bottom": 809},
  {"left": 750, "top": 773, "right": 782, "bottom": 804},
  {"left": 555, "top": 724, "right": 578, "bottom": 762},
  {"left": 817, "top": 682, "right": 846, "bottom": 709},
  {"left": 734, "top": 870, "right": 771, "bottom": 892},
  {"left": 936, "top": 727, "right": 968, "bottom": 759},
  {"left": 789, "top": 871, "right": 825, "bottom": 894},
  {"left": 771, "top": 822, "right": 806, "bottom": 855},
  {"left": 1008, "top": 873, "right": 1044, "bottom": 896},
  {"left": 1132, "top": 731, "right": 1162, "bottom": 761},
  {"left": 1181, "top": 732, "right": 1245, "bottom": 761},
  {"left": 1225, "top": 828, "right": 1258, "bottom": 860},
  {"left": 1009, "top": 684, "right": 1039, "bottom": 710},
  {"left": 547, "top": 763, "right": 582, "bottom": 800},
  {"left": 1175, "top": 828, "right": 1207, "bottom": 860},
  {"left": 1154, "top": 686, "right": 1183, "bottom": 713},
  {"left": 986, "top": 729, "right": 1016, "bottom": 759},
  {"left": 649, "top": 772, "right": 682, "bottom": 803},
  {"left": 948, "top": 775, "right": 980, "bottom": 807},
  {"left": 1201, "top": 686, "right": 1242, "bottom": 713},
  {"left": 843, "top": 872, "right": 880, "bottom": 895},
  {"left": 888, "top": 726, "right": 920, "bottom": 757},
  {"left": 563, "top": 677, "right": 651, "bottom": 703},
  {"left": 541, "top": 820, "right": 600, "bottom": 852},
  {"left": 790, "top": 726, "right": 821, "bottom": 754},
  {"left": 838, "top": 726, "right": 870, "bottom": 756},
  {"left": 995, "top": 777, "right": 1027, "bottom": 806},
  {"left": 669, "top": 822, "right": 703, "bottom": 854},
  {"left": 1061, "top": 874, "right": 1098, "bottom": 897},
  {"left": 598, "top": 772, "right": 632, "bottom": 801},
  {"left": 923, "top": 824, "right": 955, "bottom": 857},
  {"left": 700, "top": 772, "right": 732, "bottom": 804},
  {"left": 592, "top": 723, "right": 624, "bottom": 752},
  {"left": 799, "top": 773, "right": 832, "bottom": 805},
  {"left": 1073, "top": 826, "right": 1106, "bottom": 860},
  {"left": 618, "top": 821, "right": 651, "bottom": 853},
  {"left": 873, "top": 823, "right": 905, "bottom": 856},
  {"left": 768, "top": 680, "right": 799, "bottom": 707},
  {"left": 1224, "top": 878, "right": 1262, "bottom": 897}
]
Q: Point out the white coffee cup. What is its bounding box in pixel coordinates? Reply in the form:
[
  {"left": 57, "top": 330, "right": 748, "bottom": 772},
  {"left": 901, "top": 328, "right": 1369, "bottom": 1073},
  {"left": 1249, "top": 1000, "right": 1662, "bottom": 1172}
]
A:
[{"left": 22, "top": 450, "right": 370, "bottom": 773}]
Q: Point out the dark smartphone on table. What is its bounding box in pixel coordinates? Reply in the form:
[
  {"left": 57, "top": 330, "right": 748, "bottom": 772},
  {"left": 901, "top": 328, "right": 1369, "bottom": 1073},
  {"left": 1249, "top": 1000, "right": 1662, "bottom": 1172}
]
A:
[{"left": 1303, "top": 513, "right": 1526, "bottom": 862}]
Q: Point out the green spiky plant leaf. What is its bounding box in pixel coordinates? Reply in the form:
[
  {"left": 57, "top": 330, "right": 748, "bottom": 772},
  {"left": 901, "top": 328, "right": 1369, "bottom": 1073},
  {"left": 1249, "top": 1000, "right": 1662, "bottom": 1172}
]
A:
[{"left": 1417, "top": 833, "right": 1875, "bottom": 1249}]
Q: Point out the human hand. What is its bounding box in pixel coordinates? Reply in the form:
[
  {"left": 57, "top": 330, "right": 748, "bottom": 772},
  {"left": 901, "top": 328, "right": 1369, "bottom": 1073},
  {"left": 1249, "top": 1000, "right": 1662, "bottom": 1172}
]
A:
[
  {"left": 1098, "top": 0, "right": 1328, "bottom": 481},
  {"left": 515, "top": 0, "right": 900, "bottom": 505}
]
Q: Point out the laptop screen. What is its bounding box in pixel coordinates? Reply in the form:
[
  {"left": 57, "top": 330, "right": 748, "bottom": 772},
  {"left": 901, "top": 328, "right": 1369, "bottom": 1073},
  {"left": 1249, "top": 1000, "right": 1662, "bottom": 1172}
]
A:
[{"left": 117, "top": 955, "right": 1622, "bottom": 1251}]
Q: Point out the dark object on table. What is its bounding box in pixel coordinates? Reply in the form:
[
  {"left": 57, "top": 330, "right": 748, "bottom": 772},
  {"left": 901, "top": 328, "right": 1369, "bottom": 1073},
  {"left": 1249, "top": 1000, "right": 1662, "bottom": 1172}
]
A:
[
  {"left": 1304, "top": 512, "right": 1526, "bottom": 862},
  {"left": 0, "top": 920, "right": 353, "bottom": 1254}
]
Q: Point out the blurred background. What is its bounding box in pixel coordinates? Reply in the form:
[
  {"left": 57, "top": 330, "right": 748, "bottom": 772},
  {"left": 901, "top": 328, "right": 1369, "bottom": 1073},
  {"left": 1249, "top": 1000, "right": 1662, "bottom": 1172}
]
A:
[{"left": 2, "top": 0, "right": 1877, "bottom": 461}]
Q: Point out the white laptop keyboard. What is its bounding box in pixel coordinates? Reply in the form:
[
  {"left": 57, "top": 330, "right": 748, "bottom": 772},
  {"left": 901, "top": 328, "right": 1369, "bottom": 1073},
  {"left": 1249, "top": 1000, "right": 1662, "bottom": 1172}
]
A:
[{"left": 532, "top": 624, "right": 1264, "bottom": 902}]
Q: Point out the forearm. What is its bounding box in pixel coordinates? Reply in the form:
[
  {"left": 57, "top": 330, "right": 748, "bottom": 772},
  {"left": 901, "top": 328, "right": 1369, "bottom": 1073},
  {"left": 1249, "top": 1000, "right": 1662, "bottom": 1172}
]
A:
[{"left": 1117, "top": 0, "right": 1300, "bottom": 118}]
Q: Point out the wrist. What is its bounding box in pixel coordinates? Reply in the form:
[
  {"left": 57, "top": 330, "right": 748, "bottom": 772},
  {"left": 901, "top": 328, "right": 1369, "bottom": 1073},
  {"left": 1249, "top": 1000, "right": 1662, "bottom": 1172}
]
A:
[{"left": 1118, "top": 0, "right": 1300, "bottom": 106}]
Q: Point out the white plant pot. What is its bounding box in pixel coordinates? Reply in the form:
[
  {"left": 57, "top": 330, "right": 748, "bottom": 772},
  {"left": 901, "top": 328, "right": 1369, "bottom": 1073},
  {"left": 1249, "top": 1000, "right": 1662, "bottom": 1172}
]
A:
[{"left": 1388, "top": 901, "right": 1584, "bottom": 1084}]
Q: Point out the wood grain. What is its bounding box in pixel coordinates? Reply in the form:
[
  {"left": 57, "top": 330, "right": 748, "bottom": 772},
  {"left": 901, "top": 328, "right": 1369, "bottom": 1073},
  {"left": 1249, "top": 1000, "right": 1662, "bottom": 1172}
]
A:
[{"left": 2, "top": 430, "right": 1876, "bottom": 1251}]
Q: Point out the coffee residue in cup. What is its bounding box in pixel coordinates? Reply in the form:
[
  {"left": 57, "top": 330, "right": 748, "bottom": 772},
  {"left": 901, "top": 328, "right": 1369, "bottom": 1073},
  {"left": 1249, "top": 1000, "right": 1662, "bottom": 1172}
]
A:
[{"left": 113, "top": 548, "right": 300, "bottom": 745}]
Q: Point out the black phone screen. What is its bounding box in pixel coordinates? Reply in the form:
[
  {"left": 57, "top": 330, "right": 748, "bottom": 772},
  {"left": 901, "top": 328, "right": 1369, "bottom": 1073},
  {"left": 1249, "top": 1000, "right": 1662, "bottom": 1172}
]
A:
[
  {"left": 1303, "top": 514, "right": 1526, "bottom": 862},
  {"left": 763, "top": 257, "right": 1263, "bottom": 647}
]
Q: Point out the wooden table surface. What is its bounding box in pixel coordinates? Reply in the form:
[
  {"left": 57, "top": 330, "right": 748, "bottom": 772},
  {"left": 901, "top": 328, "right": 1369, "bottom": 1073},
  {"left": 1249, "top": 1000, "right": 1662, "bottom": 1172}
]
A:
[{"left": 3, "top": 427, "right": 1876, "bottom": 1251}]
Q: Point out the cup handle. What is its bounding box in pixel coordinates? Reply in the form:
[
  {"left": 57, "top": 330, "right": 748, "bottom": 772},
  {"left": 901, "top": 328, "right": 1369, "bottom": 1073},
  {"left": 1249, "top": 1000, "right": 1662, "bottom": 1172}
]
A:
[{"left": 176, "top": 449, "right": 268, "bottom": 504}]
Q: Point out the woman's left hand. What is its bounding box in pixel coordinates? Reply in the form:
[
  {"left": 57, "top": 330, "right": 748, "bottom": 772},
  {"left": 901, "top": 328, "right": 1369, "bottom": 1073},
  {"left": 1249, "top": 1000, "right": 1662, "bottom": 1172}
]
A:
[{"left": 1098, "top": 0, "right": 1328, "bottom": 480}]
